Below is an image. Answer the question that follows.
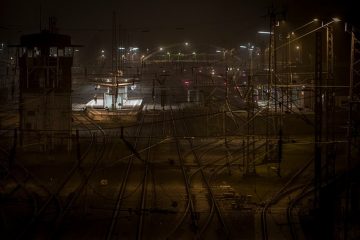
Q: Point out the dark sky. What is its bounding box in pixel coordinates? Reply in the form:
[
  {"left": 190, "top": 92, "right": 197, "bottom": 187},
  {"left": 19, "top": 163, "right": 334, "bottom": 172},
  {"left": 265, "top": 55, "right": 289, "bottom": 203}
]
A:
[{"left": 1, "top": 0, "right": 357, "bottom": 59}]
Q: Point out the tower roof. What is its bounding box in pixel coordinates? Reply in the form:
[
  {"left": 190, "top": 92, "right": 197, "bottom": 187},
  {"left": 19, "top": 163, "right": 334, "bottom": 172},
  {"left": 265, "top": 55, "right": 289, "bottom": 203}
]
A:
[{"left": 10, "top": 30, "right": 81, "bottom": 48}]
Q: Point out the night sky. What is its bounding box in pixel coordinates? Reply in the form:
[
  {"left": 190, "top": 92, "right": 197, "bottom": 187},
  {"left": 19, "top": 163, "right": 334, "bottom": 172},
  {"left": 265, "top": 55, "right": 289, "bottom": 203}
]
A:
[{"left": 1, "top": 0, "right": 357, "bottom": 59}]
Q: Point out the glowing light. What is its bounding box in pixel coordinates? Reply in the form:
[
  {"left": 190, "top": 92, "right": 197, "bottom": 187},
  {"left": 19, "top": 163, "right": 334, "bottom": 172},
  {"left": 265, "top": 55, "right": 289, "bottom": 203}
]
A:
[{"left": 258, "top": 31, "right": 273, "bottom": 35}]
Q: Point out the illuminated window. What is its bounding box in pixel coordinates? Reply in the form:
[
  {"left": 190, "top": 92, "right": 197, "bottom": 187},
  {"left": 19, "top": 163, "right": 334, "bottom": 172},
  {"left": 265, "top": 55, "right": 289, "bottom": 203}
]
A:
[
  {"left": 49, "top": 47, "right": 58, "bottom": 57},
  {"left": 58, "top": 49, "right": 64, "bottom": 57},
  {"left": 34, "top": 47, "right": 41, "bottom": 56},
  {"left": 65, "top": 47, "right": 73, "bottom": 57}
]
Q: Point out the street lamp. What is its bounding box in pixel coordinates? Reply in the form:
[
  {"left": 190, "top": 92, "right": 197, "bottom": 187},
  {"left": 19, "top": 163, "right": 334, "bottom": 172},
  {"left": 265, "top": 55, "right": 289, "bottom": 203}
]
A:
[
  {"left": 258, "top": 31, "right": 273, "bottom": 35},
  {"left": 295, "top": 45, "right": 301, "bottom": 63},
  {"left": 276, "top": 17, "right": 341, "bottom": 51},
  {"left": 192, "top": 51, "right": 196, "bottom": 62},
  {"left": 290, "top": 19, "right": 319, "bottom": 34}
]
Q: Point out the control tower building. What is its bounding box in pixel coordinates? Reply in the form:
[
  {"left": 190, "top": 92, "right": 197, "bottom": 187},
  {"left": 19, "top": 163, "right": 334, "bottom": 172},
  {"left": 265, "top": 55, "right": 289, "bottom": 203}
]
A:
[{"left": 16, "top": 30, "right": 77, "bottom": 151}]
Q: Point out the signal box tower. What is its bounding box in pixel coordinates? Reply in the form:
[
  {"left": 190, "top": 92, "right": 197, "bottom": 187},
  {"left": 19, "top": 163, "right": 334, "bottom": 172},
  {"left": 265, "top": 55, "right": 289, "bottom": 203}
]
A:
[{"left": 16, "top": 30, "right": 77, "bottom": 151}]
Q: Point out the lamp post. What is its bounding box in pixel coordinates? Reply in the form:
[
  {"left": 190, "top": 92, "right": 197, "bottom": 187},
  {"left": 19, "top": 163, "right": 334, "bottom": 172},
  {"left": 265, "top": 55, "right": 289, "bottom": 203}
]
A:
[{"left": 192, "top": 51, "right": 196, "bottom": 63}]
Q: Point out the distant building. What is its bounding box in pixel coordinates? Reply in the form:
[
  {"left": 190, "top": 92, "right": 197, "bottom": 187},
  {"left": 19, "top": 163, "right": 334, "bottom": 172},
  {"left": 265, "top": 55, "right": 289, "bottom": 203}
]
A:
[{"left": 16, "top": 30, "right": 78, "bottom": 151}]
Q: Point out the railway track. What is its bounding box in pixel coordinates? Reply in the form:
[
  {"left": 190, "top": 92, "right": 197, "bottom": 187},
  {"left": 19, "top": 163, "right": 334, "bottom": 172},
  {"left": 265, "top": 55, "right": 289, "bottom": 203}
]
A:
[
  {"left": 15, "top": 112, "right": 101, "bottom": 239},
  {"left": 105, "top": 113, "right": 146, "bottom": 239},
  {"left": 260, "top": 158, "right": 314, "bottom": 240}
]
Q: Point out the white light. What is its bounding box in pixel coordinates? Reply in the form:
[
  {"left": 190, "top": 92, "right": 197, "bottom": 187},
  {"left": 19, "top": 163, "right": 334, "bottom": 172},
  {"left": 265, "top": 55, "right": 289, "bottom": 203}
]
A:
[
  {"left": 216, "top": 50, "right": 221, "bottom": 53},
  {"left": 192, "top": 52, "right": 196, "bottom": 55},
  {"left": 75, "top": 49, "right": 79, "bottom": 52},
  {"left": 332, "top": 17, "right": 341, "bottom": 22},
  {"left": 159, "top": 47, "right": 163, "bottom": 51},
  {"left": 118, "top": 47, "right": 125, "bottom": 50},
  {"left": 185, "top": 42, "right": 189, "bottom": 46},
  {"left": 240, "top": 45, "right": 247, "bottom": 49},
  {"left": 101, "top": 50, "right": 105, "bottom": 53},
  {"left": 258, "top": 31, "right": 273, "bottom": 35}
]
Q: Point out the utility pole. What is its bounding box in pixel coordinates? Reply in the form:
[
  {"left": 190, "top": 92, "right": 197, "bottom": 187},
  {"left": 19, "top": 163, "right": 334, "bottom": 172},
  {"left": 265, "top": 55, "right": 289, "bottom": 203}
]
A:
[
  {"left": 245, "top": 49, "right": 256, "bottom": 176},
  {"left": 345, "top": 27, "right": 360, "bottom": 240},
  {"left": 112, "top": 12, "right": 118, "bottom": 111},
  {"left": 314, "top": 30, "right": 323, "bottom": 210},
  {"left": 112, "top": 11, "right": 117, "bottom": 74},
  {"left": 265, "top": 6, "right": 286, "bottom": 171},
  {"left": 325, "top": 26, "right": 336, "bottom": 181}
]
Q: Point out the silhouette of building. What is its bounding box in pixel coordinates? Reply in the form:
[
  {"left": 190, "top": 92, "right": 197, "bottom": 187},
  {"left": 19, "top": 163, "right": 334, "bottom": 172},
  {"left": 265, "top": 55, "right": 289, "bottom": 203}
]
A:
[{"left": 16, "top": 30, "right": 77, "bottom": 151}]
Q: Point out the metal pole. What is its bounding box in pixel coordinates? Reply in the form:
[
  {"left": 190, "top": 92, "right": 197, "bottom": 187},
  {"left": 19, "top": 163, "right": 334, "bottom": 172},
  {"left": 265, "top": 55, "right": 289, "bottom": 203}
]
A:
[{"left": 314, "top": 31, "right": 323, "bottom": 209}]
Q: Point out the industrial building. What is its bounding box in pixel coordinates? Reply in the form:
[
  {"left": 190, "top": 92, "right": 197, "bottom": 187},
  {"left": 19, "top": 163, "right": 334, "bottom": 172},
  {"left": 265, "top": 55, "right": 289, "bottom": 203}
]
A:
[{"left": 16, "top": 29, "right": 77, "bottom": 151}]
